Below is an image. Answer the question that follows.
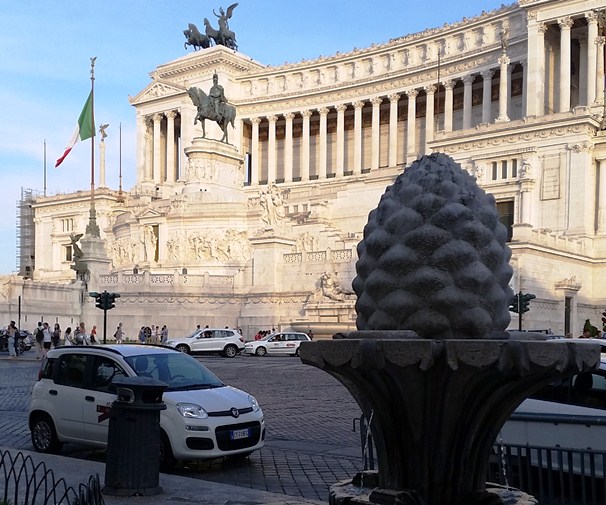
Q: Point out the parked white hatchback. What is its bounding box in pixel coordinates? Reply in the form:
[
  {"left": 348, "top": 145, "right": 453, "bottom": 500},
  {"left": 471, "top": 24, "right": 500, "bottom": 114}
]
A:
[
  {"left": 29, "top": 345, "right": 265, "bottom": 468},
  {"left": 244, "top": 332, "right": 312, "bottom": 357},
  {"left": 166, "top": 328, "right": 244, "bottom": 357}
]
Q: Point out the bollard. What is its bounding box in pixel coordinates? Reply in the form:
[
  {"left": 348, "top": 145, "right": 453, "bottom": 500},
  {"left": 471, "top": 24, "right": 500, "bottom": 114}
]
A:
[{"left": 102, "top": 376, "right": 167, "bottom": 496}]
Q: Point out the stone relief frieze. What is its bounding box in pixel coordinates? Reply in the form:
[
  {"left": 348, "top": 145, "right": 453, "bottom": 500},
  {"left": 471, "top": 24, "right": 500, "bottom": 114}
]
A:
[
  {"left": 295, "top": 232, "right": 319, "bottom": 253},
  {"left": 167, "top": 228, "right": 251, "bottom": 263}
]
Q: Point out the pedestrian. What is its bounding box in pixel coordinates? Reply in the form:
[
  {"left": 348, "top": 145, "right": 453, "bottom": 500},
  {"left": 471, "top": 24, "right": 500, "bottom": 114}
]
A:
[
  {"left": 7, "top": 321, "right": 18, "bottom": 358},
  {"left": 64, "top": 327, "right": 74, "bottom": 345},
  {"left": 52, "top": 323, "right": 62, "bottom": 348},
  {"left": 308, "top": 329, "right": 313, "bottom": 340},
  {"left": 34, "top": 322, "right": 44, "bottom": 359},
  {"left": 144, "top": 325, "right": 152, "bottom": 343},
  {"left": 138, "top": 326, "right": 146, "bottom": 344},
  {"left": 114, "top": 322, "right": 124, "bottom": 344},
  {"left": 42, "top": 322, "right": 52, "bottom": 357},
  {"left": 161, "top": 325, "right": 168, "bottom": 344},
  {"left": 75, "top": 322, "right": 89, "bottom": 345},
  {"left": 90, "top": 325, "right": 97, "bottom": 344}
]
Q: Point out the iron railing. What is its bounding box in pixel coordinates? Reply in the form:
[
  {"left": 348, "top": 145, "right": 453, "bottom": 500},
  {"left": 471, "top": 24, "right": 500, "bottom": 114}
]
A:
[{"left": 0, "top": 449, "right": 104, "bottom": 505}]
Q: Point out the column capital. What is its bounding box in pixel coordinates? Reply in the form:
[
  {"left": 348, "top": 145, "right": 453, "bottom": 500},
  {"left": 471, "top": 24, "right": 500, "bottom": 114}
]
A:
[
  {"left": 353, "top": 100, "right": 365, "bottom": 110},
  {"left": 250, "top": 117, "right": 262, "bottom": 125},
  {"left": 267, "top": 115, "right": 278, "bottom": 123},
  {"left": 166, "top": 110, "right": 177, "bottom": 120},
  {"left": 498, "top": 54, "right": 510, "bottom": 66},
  {"left": 596, "top": 36, "right": 606, "bottom": 47},
  {"left": 585, "top": 11, "right": 599, "bottom": 24},
  {"left": 442, "top": 80, "right": 454, "bottom": 90},
  {"left": 406, "top": 89, "right": 419, "bottom": 98},
  {"left": 301, "top": 110, "right": 313, "bottom": 118},
  {"left": 336, "top": 103, "right": 348, "bottom": 113},
  {"left": 370, "top": 97, "right": 382, "bottom": 107},
  {"left": 462, "top": 75, "right": 475, "bottom": 86},
  {"left": 388, "top": 93, "right": 401, "bottom": 103},
  {"left": 153, "top": 113, "right": 163, "bottom": 123},
  {"left": 284, "top": 112, "right": 295, "bottom": 121},
  {"left": 538, "top": 23, "right": 548, "bottom": 35},
  {"left": 319, "top": 107, "right": 330, "bottom": 116},
  {"left": 558, "top": 17, "right": 574, "bottom": 30},
  {"left": 481, "top": 69, "right": 495, "bottom": 80}
]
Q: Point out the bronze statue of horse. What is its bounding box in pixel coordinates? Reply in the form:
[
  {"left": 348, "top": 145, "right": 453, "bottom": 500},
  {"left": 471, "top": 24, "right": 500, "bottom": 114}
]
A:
[
  {"left": 203, "top": 18, "right": 237, "bottom": 50},
  {"left": 183, "top": 23, "right": 211, "bottom": 51},
  {"left": 187, "top": 87, "right": 236, "bottom": 143}
]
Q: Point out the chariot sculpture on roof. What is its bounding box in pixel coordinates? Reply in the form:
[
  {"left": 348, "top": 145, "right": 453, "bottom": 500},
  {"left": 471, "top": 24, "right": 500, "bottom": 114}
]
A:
[{"left": 183, "top": 3, "right": 238, "bottom": 51}]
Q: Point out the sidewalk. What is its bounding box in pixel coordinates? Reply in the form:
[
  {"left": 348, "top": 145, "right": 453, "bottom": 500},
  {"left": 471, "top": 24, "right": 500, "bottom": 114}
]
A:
[{"left": 0, "top": 445, "right": 330, "bottom": 505}]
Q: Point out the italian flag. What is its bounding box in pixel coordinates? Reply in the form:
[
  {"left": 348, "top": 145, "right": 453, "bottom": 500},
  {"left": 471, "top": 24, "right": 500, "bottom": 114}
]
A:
[{"left": 55, "top": 92, "right": 95, "bottom": 168}]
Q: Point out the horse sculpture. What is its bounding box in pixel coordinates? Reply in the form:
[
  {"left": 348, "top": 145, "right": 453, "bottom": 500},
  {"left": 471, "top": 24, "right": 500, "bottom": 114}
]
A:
[
  {"left": 187, "top": 87, "right": 236, "bottom": 143},
  {"left": 183, "top": 23, "right": 211, "bottom": 51},
  {"left": 203, "top": 17, "right": 237, "bottom": 50}
]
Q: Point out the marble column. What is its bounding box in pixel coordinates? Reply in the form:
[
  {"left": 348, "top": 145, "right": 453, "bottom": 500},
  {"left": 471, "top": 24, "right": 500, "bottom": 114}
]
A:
[
  {"left": 136, "top": 111, "right": 146, "bottom": 185},
  {"left": 166, "top": 110, "right": 176, "bottom": 183},
  {"left": 152, "top": 113, "right": 162, "bottom": 183},
  {"left": 99, "top": 138, "right": 107, "bottom": 188},
  {"left": 558, "top": 17, "right": 574, "bottom": 112},
  {"left": 353, "top": 101, "right": 364, "bottom": 175},
  {"left": 598, "top": 158, "right": 606, "bottom": 234},
  {"left": 336, "top": 104, "right": 346, "bottom": 177},
  {"left": 301, "top": 110, "right": 312, "bottom": 181},
  {"left": 371, "top": 98, "right": 382, "bottom": 171},
  {"left": 586, "top": 12, "right": 599, "bottom": 105},
  {"left": 144, "top": 118, "right": 153, "bottom": 182},
  {"left": 496, "top": 53, "right": 510, "bottom": 122},
  {"left": 526, "top": 22, "right": 547, "bottom": 117},
  {"left": 521, "top": 61, "right": 527, "bottom": 117},
  {"left": 388, "top": 94, "right": 400, "bottom": 167},
  {"left": 481, "top": 70, "right": 494, "bottom": 123},
  {"left": 406, "top": 89, "right": 418, "bottom": 162},
  {"left": 424, "top": 86, "right": 435, "bottom": 148},
  {"left": 443, "top": 81, "right": 454, "bottom": 132},
  {"left": 284, "top": 112, "right": 294, "bottom": 183},
  {"left": 318, "top": 107, "right": 329, "bottom": 179},
  {"left": 462, "top": 75, "right": 474, "bottom": 129},
  {"left": 596, "top": 36, "right": 605, "bottom": 105},
  {"left": 250, "top": 117, "right": 261, "bottom": 186},
  {"left": 267, "top": 115, "right": 277, "bottom": 183},
  {"left": 579, "top": 38, "right": 588, "bottom": 107}
]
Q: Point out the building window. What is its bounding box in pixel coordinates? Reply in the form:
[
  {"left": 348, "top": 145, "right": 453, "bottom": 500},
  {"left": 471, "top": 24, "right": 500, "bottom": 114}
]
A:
[
  {"left": 564, "top": 296, "right": 571, "bottom": 337},
  {"left": 65, "top": 245, "right": 72, "bottom": 262},
  {"left": 497, "top": 200, "right": 514, "bottom": 241},
  {"left": 491, "top": 159, "right": 520, "bottom": 181}
]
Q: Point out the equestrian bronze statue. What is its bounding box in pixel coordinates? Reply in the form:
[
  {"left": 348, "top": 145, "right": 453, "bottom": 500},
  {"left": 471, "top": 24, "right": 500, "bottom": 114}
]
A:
[
  {"left": 184, "top": 4, "right": 238, "bottom": 52},
  {"left": 187, "top": 74, "right": 236, "bottom": 143}
]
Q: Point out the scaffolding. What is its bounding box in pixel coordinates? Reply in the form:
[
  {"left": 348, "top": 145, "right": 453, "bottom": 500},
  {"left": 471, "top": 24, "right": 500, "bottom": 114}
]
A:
[{"left": 17, "top": 188, "right": 36, "bottom": 278}]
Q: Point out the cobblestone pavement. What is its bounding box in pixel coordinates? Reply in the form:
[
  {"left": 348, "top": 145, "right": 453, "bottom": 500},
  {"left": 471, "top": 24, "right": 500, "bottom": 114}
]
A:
[{"left": 0, "top": 351, "right": 365, "bottom": 501}]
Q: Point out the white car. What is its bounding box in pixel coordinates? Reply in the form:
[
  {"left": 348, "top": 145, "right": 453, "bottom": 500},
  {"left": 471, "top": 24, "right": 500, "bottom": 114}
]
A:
[
  {"left": 29, "top": 345, "right": 265, "bottom": 468},
  {"left": 244, "top": 332, "right": 311, "bottom": 357},
  {"left": 166, "top": 328, "right": 244, "bottom": 357}
]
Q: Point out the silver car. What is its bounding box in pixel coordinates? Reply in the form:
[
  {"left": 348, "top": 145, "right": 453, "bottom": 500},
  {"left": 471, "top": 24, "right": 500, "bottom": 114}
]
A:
[
  {"left": 244, "top": 332, "right": 312, "bottom": 357},
  {"left": 166, "top": 328, "right": 244, "bottom": 357}
]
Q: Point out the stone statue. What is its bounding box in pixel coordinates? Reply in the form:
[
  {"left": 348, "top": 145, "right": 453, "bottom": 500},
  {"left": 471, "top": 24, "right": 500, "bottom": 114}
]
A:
[
  {"left": 187, "top": 75, "right": 236, "bottom": 143},
  {"left": 318, "top": 272, "right": 353, "bottom": 301},
  {"left": 183, "top": 23, "right": 211, "bottom": 51},
  {"left": 259, "top": 182, "right": 286, "bottom": 227},
  {"left": 69, "top": 233, "right": 88, "bottom": 278},
  {"left": 99, "top": 123, "right": 109, "bottom": 140}
]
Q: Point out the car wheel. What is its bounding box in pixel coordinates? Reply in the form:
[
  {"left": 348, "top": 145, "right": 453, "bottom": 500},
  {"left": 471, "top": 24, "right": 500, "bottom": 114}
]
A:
[
  {"left": 255, "top": 346, "right": 267, "bottom": 357},
  {"left": 160, "top": 431, "right": 177, "bottom": 471},
  {"left": 175, "top": 344, "right": 190, "bottom": 354},
  {"left": 295, "top": 347, "right": 300, "bottom": 357},
  {"left": 31, "top": 414, "right": 62, "bottom": 454},
  {"left": 223, "top": 345, "right": 238, "bottom": 358}
]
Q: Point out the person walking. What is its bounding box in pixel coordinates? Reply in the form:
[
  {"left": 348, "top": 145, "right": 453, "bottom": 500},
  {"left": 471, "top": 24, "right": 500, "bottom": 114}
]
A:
[
  {"left": 114, "top": 322, "right": 124, "bottom": 344},
  {"left": 52, "top": 323, "right": 62, "bottom": 348},
  {"left": 64, "top": 327, "right": 74, "bottom": 345},
  {"left": 42, "top": 322, "right": 52, "bottom": 357},
  {"left": 90, "top": 325, "right": 97, "bottom": 344},
  {"left": 7, "top": 321, "right": 18, "bottom": 358},
  {"left": 34, "top": 322, "right": 44, "bottom": 359},
  {"left": 161, "top": 325, "right": 169, "bottom": 344},
  {"left": 138, "top": 326, "right": 146, "bottom": 344}
]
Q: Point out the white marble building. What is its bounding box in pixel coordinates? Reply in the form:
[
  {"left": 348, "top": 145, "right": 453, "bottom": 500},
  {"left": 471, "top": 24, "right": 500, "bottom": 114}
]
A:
[{"left": 4, "top": 0, "right": 606, "bottom": 339}]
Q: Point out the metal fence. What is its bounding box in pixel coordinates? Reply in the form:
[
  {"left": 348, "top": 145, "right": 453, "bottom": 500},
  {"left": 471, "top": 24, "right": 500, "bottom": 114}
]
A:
[
  {"left": 355, "top": 415, "right": 606, "bottom": 505},
  {"left": 0, "top": 449, "right": 104, "bottom": 505}
]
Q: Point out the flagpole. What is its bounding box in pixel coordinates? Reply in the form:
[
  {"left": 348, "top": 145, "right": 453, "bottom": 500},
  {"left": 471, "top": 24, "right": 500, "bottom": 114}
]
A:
[
  {"left": 85, "top": 56, "right": 100, "bottom": 237},
  {"left": 43, "top": 139, "right": 47, "bottom": 197},
  {"left": 118, "top": 122, "right": 124, "bottom": 203}
]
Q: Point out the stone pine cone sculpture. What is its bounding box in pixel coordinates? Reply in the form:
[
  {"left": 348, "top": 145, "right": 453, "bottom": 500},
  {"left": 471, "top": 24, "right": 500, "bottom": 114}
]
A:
[{"left": 352, "top": 153, "right": 513, "bottom": 338}]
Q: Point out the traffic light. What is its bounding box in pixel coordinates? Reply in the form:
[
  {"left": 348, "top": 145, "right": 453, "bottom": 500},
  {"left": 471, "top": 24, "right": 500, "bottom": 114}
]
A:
[
  {"left": 106, "top": 293, "right": 120, "bottom": 310},
  {"left": 520, "top": 293, "right": 536, "bottom": 313},
  {"left": 90, "top": 291, "right": 120, "bottom": 310},
  {"left": 508, "top": 293, "right": 519, "bottom": 313}
]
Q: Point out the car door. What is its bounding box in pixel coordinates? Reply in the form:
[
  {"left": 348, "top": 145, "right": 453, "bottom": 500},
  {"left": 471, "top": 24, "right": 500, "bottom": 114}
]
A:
[
  {"left": 266, "top": 334, "right": 286, "bottom": 355},
  {"left": 52, "top": 353, "right": 90, "bottom": 441},
  {"left": 283, "top": 334, "right": 299, "bottom": 355},
  {"left": 82, "top": 355, "right": 129, "bottom": 443}
]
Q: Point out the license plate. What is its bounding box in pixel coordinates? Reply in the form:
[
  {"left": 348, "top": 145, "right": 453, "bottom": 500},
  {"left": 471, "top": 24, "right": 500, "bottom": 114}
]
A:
[{"left": 230, "top": 428, "right": 250, "bottom": 440}]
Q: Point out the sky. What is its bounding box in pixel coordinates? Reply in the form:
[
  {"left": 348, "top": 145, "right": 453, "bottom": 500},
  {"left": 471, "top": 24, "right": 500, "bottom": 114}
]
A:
[{"left": 0, "top": 0, "right": 510, "bottom": 275}]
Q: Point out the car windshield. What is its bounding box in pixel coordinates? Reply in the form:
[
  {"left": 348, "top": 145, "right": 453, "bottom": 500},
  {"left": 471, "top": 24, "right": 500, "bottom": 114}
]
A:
[{"left": 124, "top": 352, "right": 224, "bottom": 391}]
